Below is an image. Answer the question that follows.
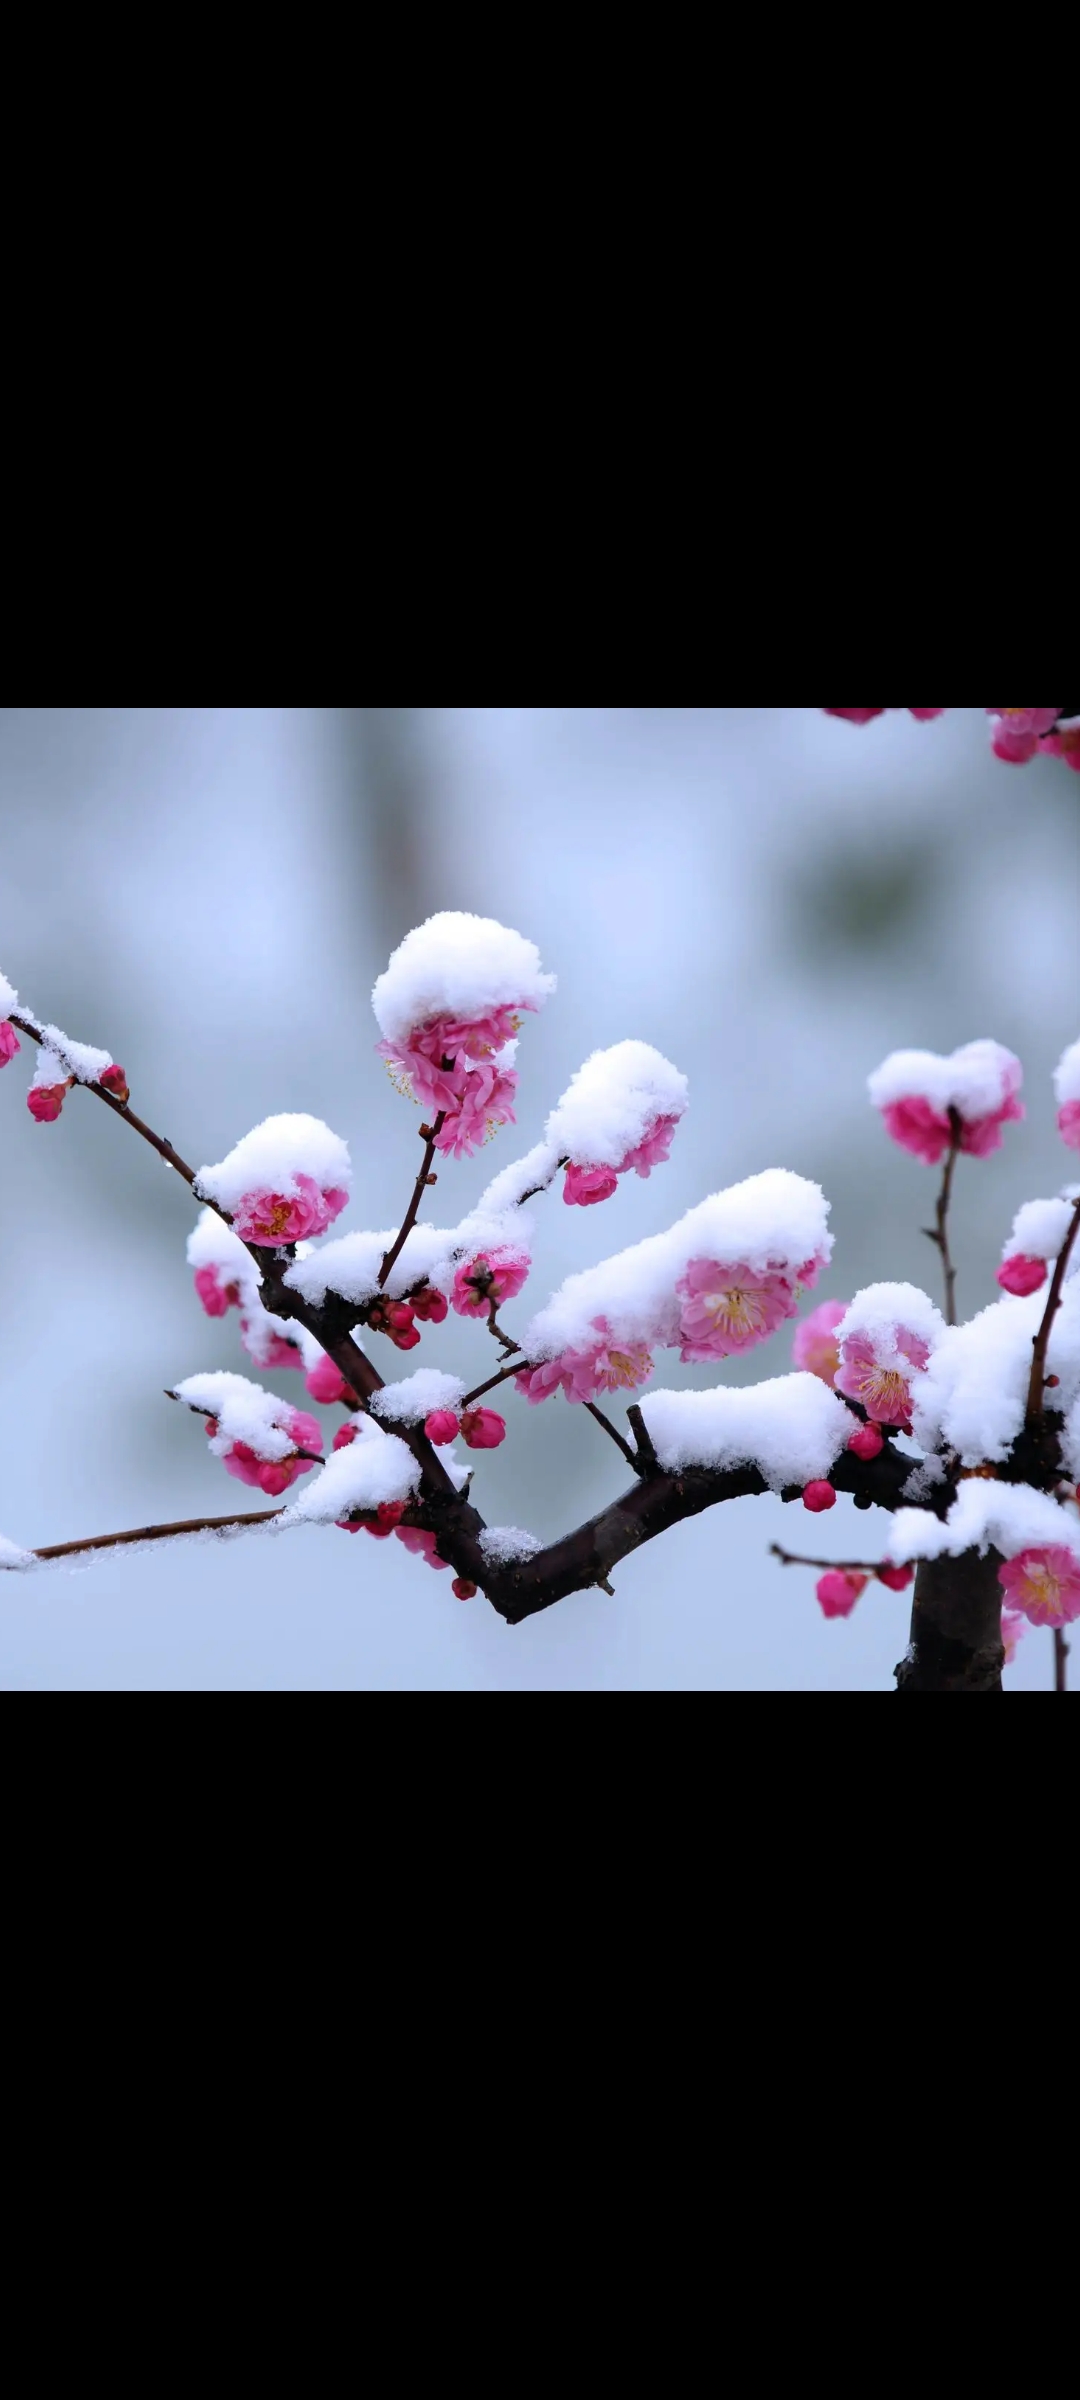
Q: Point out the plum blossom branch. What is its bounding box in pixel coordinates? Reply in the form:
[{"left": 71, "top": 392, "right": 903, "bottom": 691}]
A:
[
  {"left": 1054, "top": 1627, "right": 1069, "bottom": 1693},
  {"left": 922, "top": 1106, "right": 962, "bottom": 1326},
  {"left": 11, "top": 1013, "right": 199, "bottom": 1189},
  {"left": 378, "top": 1113, "right": 446, "bottom": 1288},
  {"left": 583, "top": 1402, "right": 639, "bottom": 1469},
  {"left": 1025, "top": 1194, "right": 1080, "bottom": 1427},
  {"left": 29, "top": 1510, "right": 283, "bottom": 1561}
]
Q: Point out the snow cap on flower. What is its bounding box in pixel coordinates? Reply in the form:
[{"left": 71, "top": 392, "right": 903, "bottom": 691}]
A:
[
  {"left": 174, "top": 1370, "right": 320, "bottom": 1463},
  {"left": 372, "top": 912, "right": 556, "bottom": 1049},
  {"left": 279, "top": 1415, "right": 420, "bottom": 1526},
  {"left": 1054, "top": 1039, "right": 1080, "bottom": 1151},
  {"left": 834, "top": 1284, "right": 944, "bottom": 1426},
  {"left": 521, "top": 1169, "right": 832, "bottom": 1370},
  {"left": 868, "top": 1041, "right": 1024, "bottom": 1164},
  {"left": 887, "top": 1478, "right": 1080, "bottom": 1576},
  {"left": 997, "top": 1194, "right": 1080, "bottom": 1296},
  {"left": 370, "top": 1370, "right": 466, "bottom": 1427},
  {"left": 915, "top": 1276, "right": 1080, "bottom": 1468},
  {"left": 27, "top": 1047, "right": 73, "bottom": 1121},
  {"left": 196, "top": 1115, "right": 352, "bottom": 1243},
  {"left": 545, "top": 1039, "right": 688, "bottom": 1175}
]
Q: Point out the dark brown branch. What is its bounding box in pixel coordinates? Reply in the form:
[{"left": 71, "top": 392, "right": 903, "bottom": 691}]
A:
[
  {"left": 12, "top": 1014, "right": 199, "bottom": 1188},
  {"left": 771, "top": 1544, "right": 886, "bottom": 1574},
  {"left": 921, "top": 1107, "right": 962, "bottom": 1326},
  {"left": 1054, "top": 1627, "right": 1069, "bottom": 1693},
  {"left": 584, "top": 1402, "right": 639, "bottom": 1470},
  {"left": 461, "top": 1357, "right": 532, "bottom": 1408},
  {"left": 378, "top": 1114, "right": 445, "bottom": 1288},
  {"left": 1026, "top": 1195, "right": 1080, "bottom": 1427},
  {"left": 31, "top": 1510, "right": 282, "bottom": 1561},
  {"left": 896, "top": 1549, "right": 1005, "bottom": 1692},
  {"left": 626, "top": 1404, "right": 658, "bottom": 1472}
]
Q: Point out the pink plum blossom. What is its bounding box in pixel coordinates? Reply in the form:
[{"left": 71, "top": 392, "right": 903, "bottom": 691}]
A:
[
  {"left": 453, "top": 1578, "right": 477, "bottom": 1600},
  {"left": 563, "top": 1162, "right": 619, "bottom": 1207},
  {"left": 305, "top": 1354, "right": 359, "bottom": 1407},
  {"left": 27, "top": 1081, "right": 72, "bottom": 1123},
  {"left": 410, "top": 1286, "right": 449, "bottom": 1324},
  {"left": 366, "top": 1298, "right": 421, "bottom": 1350},
  {"left": 677, "top": 1259, "right": 796, "bottom": 1361},
  {"left": 424, "top": 1408, "right": 461, "bottom": 1445},
  {"left": 617, "top": 1114, "right": 680, "bottom": 1178},
  {"left": 98, "top": 1063, "right": 129, "bottom": 1103},
  {"left": 1058, "top": 1101, "right": 1080, "bottom": 1152},
  {"left": 816, "top": 1569, "right": 867, "bottom": 1616},
  {"left": 876, "top": 1563, "right": 913, "bottom": 1592},
  {"left": 232, "top": 1172, "right": 349, "bottom": 1245},
  {"left": 881, "top": 1073, "right": 1024, "bottom": 1166},
  {"left": 825, "top": 708, "right": 944, "bottom": 724},
  {"left": 1038, "top": 717, "right": 1080, "bottom": 772},
  {"left": 395, "top": 1524, "right": 450, "bottom": 1570},
  {"left": 378, "top": 1002, "right": 533, "bottom": 1159},
  {"left": 997, "top": 1253, "right": 1049, "bottom": 1298},
  {"left": 986, "top": 708, "right": 1062, "bottom": 763},
  {"left": 438, "top": 1059, "right": 519, "bottom": 1156},
  {"left": 998, "top": 1546, "right": 1080, "bottom": 1628},
  {"left": 516, "top": 1322, "right": 655, "bottom": 1406},
  {"left": 516, "top": 1356, "right": 574, "bottom": 1406},
  {"left": 332, "top": 1421, "right": 358, "bottom": 1451},
  {"left": 0, "top": 1021, "right": 21, "bottom": 1066},
  {"left": 194, "top": 1264, "right": 242, "bottom": 1318},
  {"left": 459, "top": 1407, "right": 507, "bottom": 1450},
  {"left": 803, "top": 1482, "right": 837, "bottom": 1513},
  {"left": 835, "top": 1327, "right": 929, "bottom": 1426},
  {"left": 847, "top": 1422, "right": 884, "bottom": 1461},
  {"left": 452, "top": 1249, "right": 530, "bottom": 1316},
  {"left": 209, "top": 1406, "right": 322, "bottom": 1497},
  {"left": 792, "top": 1299, "right": 846, "bottom": 1386}
]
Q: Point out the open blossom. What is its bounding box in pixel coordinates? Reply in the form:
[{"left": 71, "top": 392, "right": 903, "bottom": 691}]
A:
[
  {"left": 194, "top": 1264, "right": 242, "bottom": 1318},
  {"left": 792, "top": 1299, "right": 846, "bottom": 1386},
  {"left": 985, "top": 708, "right": 1062, "bottom": 763},
  {"left": 564, "top": 1114, "right": 681, "bottom": 1206},
  {"left": 517, "top": 1320, "right": 654, "bottom": 1406},
  {"left": 410, "top": 1285, "right": 448, "bottom": 1324},
  {"left": 208, "top": 1403, "right": 323, "bottom": 1498},
  {"left": 998, "top": 1546, "right": 1080, "bottom": 1628},
  {"left": 677, "top": 1258, "right": 796, "bottom": 1361},
  {"left": 27, "top": 1080, "right": 73, "bottom": 1122},
  {"left": 835, "top": 1326, "right": 930, "bottom": 1425},
  {"left": 816, "top": 1569, "right": 867, "bottom": 1616},
  {"left": 997, "top": 1253, "right": 1048, "bottom": 1298},
  {"left": 379, "top": 1003, "right": 529, "bottom": 1160},
  {"left": 305, "top": 1353, "right": 359, "bottom": 1407},
  {"left": 232, "top": 1171, "right": 348, "bottom": 1245},
  {"left": 0, "top": 1021, "right": 21, "bottom": 1066},
  {"left": 451, "top": 1249, "right": 530, "bottom": 1317}
]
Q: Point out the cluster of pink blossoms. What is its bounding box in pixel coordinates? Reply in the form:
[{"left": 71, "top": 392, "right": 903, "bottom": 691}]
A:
[
  {"left": 232, "top": 1171, "right": 348, "bottom": 1246},
  {"left": 815, "top": 1562, "right": 912, "bottom": 1618},
  {"left": 22, "top": 1060, "right": 130, "bottom": 1123},
  {"left": 825, "top": 705, "right": 1080, "bottom": 772},
  {"left": 563, "top": 1116, "right": 680, "bottom": 1208},
  {"left": 206, "top": 1405, "right": 323, "bottom": 1498},
  {"left": 378, "top": 1003, "right": 531, "bottom": 1158}
]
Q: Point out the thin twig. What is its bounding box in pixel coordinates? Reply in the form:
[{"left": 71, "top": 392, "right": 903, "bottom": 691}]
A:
[
  {"left": 1025, "top": 1196, "right": 1080, "bottom": 1428},
  {"left": 1054, "top": 1627, "right": 1069, "bottom": 1693},
  {"left": 770, "top": 1544, "right": 883, "bottom": 1574},
  {"left": 31, "top": 1510, "right": 283, "bottom": 1561},
  {"left": 378, "top": 1114, "right": 446, "bottom": 1288},
  {"left": 12, "top": 1014, "right": 199, "bottom": 1188},
  {"left": 921, "top": 1107, "right": 962, "bottom": 1326},
  {"left": 626, "top": 1405, "right": 658, "bottom": 1474},
  {"left": 584, "top": 1402, "right": 638, "bottom": 1468},
  {"left": 486, "top": 1303, "right": 521, "bottom": 1355},
  {"left": 462, "top": 1357, "right": 533, "bottom": 1408}
]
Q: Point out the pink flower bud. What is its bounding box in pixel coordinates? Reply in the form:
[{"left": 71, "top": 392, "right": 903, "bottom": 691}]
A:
[
  {"left": 847, "top": 1422, "right": 884, "bottom": 1461},
  {"left": 997, "top": 1253, "right": 1048, "bottom": 1297},
  {"left": 332, "top": 1422, "right": 358, "bottom": 1450},
  {"left": 876, "top": 1564, "right": 914, "bottom": 1592},
  {"left": 27, "top": 1081, "right": 72, "bottom": 1123},
  {"left": 1058, "top": 1100, "right": 1080, "bottom": 1152},
  {"left": 459, "top": 1407, "right": 507, "bottom": 1450},
  {"left": 816, "top": 1570, "right": 867, "bottom": 1617},
  {"left": 424, "top": 1409, "right": 461, "bottom": 1445},
  {"left": 803, "top": 1481, "right": 837, "bottom": 1513},
  {"left": 411, "top": 1285, "right": 449, "bottom": 1323},
  {"left": 453, "top": 1577, "right": 477, "bottom": 1600},
  {"left": 0, "top": 1021, "right": 21, "bottom": 1067},
  {"left": 362, "top": 1500, "right": 408, "bottom": 1538},
  {"left": 98, "top": 1063, "right": 130, "bottom": 1104},
  {"left": 392, "top": 1326, "right": 422, "bottom": 1351}
]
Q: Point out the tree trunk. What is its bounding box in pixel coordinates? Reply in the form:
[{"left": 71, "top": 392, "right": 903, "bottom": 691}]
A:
[{"left": 895, "top": 1549, "right": 1005, "bottom": 1691}]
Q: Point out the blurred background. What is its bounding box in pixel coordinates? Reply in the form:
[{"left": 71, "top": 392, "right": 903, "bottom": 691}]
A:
[{"left": 1, "top": 706, "right": 1077, "bottom": 1690}]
